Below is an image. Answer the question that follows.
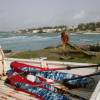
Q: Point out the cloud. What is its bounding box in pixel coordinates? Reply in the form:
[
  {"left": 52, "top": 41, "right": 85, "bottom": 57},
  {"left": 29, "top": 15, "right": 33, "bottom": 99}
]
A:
[{"left": 73, "top": 10, "right": 85, "bottom": 19}]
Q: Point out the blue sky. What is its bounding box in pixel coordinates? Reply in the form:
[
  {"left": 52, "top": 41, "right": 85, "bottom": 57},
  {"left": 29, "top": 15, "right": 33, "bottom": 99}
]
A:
[{"left": 0, "top": 0, "right": 100, "bottom": 31}]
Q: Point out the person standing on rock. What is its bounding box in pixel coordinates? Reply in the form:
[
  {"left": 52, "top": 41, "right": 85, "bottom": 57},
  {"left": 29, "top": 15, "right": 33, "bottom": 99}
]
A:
[{"left": 61, "top": 30, "right": 69, "bottom": 55}]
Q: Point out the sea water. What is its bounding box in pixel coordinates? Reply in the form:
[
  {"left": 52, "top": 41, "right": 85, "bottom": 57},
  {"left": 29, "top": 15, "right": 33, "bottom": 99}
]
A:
[{"left": 0, "top": 32, "right": 100, "bottom": 51}]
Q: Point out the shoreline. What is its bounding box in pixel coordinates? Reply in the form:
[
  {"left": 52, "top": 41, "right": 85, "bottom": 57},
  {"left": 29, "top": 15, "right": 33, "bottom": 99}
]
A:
[
  {"left": 75, "top": 31, "right": 100, "bottom": 34},
  {"left": 80, "top": 32, "right": 100, "bottom": 35},
  {"left": 5, "top": 44, "right": 100, "bottom": 64}
]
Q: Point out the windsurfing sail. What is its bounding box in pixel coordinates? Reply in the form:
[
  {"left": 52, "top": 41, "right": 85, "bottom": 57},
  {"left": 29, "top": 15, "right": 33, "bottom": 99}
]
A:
[
  {"left": 9, "top": 61, "right": 95, "bottom": 88},
  {"left": 6, "top": 71, "right": 70, "bottom": 100}
]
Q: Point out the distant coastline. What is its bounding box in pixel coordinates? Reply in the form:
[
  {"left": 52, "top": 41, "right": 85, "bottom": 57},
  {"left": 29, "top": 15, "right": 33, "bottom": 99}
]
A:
[
  {"left": 81, "top": 32, "right": 100, "bottom": 35},
  {"left": 16, "top": 21, "right": 100, "bottom": 34},
  {"left": 16, "top": 29, "right": 100, "bottom": 35},
  {"left": 76, "top": 31, "right": 100, "bottom": 34}
]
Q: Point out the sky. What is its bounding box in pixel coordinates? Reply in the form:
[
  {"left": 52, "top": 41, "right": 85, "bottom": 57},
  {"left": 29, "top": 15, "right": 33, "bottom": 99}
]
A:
[{"left": 0, "top": 0, "right": 100, "bottom": 31}]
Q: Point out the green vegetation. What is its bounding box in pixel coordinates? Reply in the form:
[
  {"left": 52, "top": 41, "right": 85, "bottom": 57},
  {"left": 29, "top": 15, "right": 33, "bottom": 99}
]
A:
[
  {"left": 8, "top": 46, "right": 100, "bottom": 64},
  {"left": 67, "top": 22, "right": 100, "bottom": 33},
  {"left": 76, "top": 22, "right": 100, "bottom": 32}
]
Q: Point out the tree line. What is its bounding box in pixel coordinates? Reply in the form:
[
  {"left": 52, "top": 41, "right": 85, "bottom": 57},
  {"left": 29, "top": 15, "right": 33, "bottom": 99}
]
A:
[{"left": 77, "top": 22, "right": 100, "bottom": 31}]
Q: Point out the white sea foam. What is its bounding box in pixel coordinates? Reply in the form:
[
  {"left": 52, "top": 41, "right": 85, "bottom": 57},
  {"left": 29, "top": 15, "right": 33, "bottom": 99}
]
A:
[
  {"left": 81, "top": 39, "right": 91, "bottom": 42},
  {"left": 70, "top": 33, "right": 77, "bottom": 35},
  {"left": 0, "top": 36, "right": 28, "bottom": 40},
  {"left": 0, "top": 35, "right": 60, "bottom": 44},
  {"left": 30, "top": 35, "right": 60, "bottom": 41},
  {"left": 82, "top": 32, "right": 100, "bottom": 34}
]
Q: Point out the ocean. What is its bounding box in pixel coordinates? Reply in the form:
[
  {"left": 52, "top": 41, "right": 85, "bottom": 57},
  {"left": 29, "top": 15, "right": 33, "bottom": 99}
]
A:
[{"left": 0, "top": 32, "right": 100, "bottom": 51}]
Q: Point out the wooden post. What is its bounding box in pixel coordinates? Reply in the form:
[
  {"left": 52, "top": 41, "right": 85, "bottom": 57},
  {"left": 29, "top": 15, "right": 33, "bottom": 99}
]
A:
[
  {"left": 40, "top": 57, "right": 48, "bottom": 69},
  {"left": 0, "top": 46, "right": 6, "bottom": 77}
]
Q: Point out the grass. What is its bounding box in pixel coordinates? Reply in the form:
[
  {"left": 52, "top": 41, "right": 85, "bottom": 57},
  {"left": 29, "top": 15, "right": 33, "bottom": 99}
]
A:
[{"left": 8, "top": 46, "right": 100, "bottom": 64}]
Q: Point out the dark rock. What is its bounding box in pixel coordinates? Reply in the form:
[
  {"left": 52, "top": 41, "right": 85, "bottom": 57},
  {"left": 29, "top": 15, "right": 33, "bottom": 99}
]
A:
[{"left": 3, "top": 50, "right": 12, "bottom": 53}]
